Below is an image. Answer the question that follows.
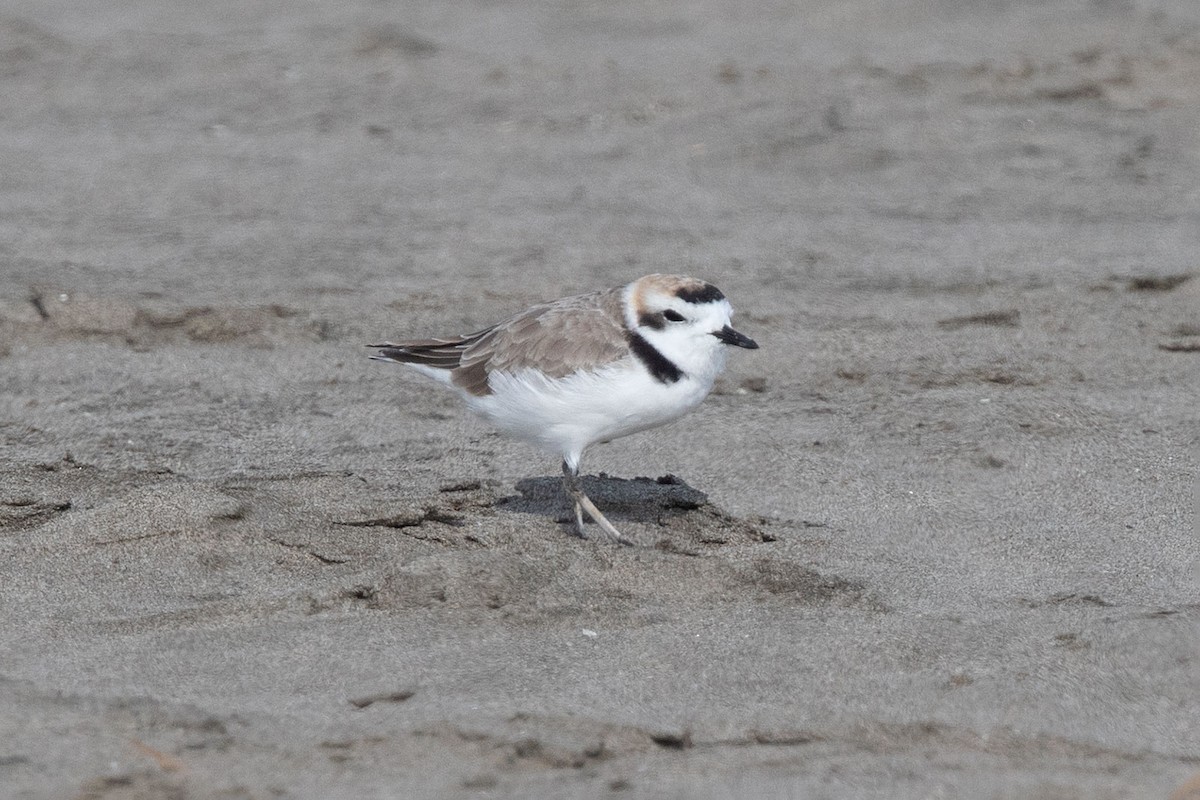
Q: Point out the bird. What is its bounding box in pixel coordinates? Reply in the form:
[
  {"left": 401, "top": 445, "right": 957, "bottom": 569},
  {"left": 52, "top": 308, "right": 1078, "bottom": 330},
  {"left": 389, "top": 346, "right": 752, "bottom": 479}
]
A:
[{"left": 370, "top": 274, "right": 758, "bottom": 545}]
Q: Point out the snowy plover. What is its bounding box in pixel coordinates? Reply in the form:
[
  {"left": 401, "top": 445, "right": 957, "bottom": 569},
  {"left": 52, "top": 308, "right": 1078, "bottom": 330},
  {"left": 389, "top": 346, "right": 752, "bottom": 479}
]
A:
[{"left": 371, "top": 274, "right": 758, "bottom": 545}]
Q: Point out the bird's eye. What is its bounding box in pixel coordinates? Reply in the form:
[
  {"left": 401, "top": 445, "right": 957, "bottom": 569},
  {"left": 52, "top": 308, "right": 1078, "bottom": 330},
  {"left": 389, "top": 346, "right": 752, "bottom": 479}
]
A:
[{"left": 663, "top": 310, "right": 685, "bottom": 322}]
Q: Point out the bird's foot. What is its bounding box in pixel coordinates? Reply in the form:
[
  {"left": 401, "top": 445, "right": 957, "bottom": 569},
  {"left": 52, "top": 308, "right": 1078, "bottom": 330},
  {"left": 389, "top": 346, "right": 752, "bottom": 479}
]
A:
[
  {"left": 572, "top": 497, "right": 633, "bottom": 547},
  {"left": 562, "top": 461, "right": 633, "bottom": 546}
]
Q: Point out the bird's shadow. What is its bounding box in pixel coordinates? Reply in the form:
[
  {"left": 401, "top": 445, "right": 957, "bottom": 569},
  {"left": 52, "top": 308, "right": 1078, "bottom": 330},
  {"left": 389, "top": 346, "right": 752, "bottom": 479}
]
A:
[{"left": 498, "top": 473, "right": 709, "bottom": 527}]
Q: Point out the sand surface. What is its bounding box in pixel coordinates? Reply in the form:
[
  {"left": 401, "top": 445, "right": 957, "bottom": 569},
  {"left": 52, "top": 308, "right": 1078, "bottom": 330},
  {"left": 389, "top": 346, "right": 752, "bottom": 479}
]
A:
[{"left": 2, "top": 1, "right": 1199, "bottom": 798}]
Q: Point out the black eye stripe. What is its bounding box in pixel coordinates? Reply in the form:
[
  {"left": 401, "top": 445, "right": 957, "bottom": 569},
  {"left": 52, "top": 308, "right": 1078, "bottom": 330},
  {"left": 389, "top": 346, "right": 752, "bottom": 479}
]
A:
[
  {"left": 638, "top": 311, "right": 666, "bottom": 330},
  {"left": 662, "top": 310, "right": 685, "bottom": 322}
]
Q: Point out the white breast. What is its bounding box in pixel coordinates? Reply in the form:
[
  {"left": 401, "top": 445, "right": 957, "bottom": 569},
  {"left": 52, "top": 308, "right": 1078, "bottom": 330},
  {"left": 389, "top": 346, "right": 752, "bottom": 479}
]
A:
[{"left": 467, "top": 361, "right": 716, "bottom": 463}]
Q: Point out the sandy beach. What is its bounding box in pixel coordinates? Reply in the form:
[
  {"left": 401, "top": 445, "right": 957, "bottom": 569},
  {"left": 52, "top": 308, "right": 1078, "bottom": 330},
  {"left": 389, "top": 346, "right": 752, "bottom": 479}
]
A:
[{"left": 1, "top": 1, "right": 1198, "bottom": 797}]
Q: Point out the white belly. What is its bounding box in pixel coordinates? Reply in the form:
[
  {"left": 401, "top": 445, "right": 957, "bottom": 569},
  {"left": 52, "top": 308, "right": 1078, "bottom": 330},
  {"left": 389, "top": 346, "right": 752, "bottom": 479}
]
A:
[{"left": 466, "top": 362, "right": 715, "bottom": 463}]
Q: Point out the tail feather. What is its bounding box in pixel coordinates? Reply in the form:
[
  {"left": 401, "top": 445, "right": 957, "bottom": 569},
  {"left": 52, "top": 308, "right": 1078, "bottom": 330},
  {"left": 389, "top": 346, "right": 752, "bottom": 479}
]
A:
[
  {"left": 367, "top": 330, "right": 492, "bottom": 372},
  {"left": 369, "top": 344, "right": 462, "bottom": 369}
]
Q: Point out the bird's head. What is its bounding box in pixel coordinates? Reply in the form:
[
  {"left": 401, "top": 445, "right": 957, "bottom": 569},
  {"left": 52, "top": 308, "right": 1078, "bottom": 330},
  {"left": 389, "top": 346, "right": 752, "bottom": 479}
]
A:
[{"left": 624, "top": 274, "right": 758, "bottom": 381}]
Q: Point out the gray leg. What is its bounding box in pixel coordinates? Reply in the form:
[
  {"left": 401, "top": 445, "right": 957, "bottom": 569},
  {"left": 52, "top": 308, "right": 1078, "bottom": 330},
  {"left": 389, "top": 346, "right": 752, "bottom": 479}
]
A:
[{"left": 561, "top": 460, "right": 631, "bottom": 546}]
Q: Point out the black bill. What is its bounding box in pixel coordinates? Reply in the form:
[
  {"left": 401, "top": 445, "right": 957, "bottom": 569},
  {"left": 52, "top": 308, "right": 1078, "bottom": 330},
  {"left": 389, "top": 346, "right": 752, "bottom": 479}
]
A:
[{"left": 712, "top": 325, "right": 759, "bottom": 349}]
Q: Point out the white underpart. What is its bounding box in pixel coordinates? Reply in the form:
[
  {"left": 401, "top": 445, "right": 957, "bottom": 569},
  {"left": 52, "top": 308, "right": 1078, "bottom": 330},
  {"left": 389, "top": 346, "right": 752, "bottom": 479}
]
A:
[
  {"left": 404, "top": 363, "right": 457, "bottom": 386},
  {"left": 468, "top": 359, "right": 717, "bottom": 471}
]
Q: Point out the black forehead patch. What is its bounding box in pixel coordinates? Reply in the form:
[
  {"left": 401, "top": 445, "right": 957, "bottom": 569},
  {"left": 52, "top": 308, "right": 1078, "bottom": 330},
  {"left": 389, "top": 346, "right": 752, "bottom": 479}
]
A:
[{"left": 675, "top": 283, "right": 725, "bottom": 305}]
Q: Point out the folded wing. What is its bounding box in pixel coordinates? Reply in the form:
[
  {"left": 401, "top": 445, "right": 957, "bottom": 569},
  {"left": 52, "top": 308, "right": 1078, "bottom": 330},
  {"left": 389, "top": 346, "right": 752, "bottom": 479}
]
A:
[{"left": 370, "top": 288, "right": 631, "bottom": 397}]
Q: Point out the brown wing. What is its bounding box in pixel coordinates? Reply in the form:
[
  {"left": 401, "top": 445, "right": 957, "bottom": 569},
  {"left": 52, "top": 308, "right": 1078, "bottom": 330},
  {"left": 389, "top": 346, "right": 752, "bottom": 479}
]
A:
[{"left": 371, "top": 287, "right": 631, "bottom": 398}]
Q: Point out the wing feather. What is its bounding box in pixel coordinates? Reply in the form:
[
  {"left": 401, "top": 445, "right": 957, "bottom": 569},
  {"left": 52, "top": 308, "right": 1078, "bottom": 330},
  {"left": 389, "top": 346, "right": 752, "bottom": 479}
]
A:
[
  {"left": 372, "top": 287, "right": 631, "bottom": 397},
  {"left": 477, "top": 288, "right": 629, "bottom": 378}
]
